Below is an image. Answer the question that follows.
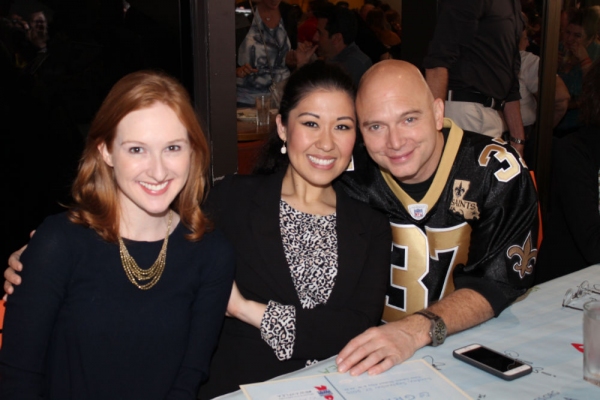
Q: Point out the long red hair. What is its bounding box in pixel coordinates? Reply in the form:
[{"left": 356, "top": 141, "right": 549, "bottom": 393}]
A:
[{"left": 69, "top": 70, "right": 211, "bottom": 242}]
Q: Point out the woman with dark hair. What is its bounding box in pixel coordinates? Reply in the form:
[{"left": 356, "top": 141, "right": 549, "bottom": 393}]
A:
[
  {"left": 198, "top": 61, "right": 390, "bottom": 398},
  {"left": 536, "top": 60, "right": 600, "bottom": 283},
  {"left": 0, "top": 71, "right": 235, "bottom": 398}
]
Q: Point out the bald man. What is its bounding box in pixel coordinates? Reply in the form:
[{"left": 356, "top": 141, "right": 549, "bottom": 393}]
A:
[{"left": 335, "top": 60, "right": 538, "bottom": 375}]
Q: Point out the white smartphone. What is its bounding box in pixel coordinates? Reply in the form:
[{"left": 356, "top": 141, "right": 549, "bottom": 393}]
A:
[{"left": 453, "top": 343, "right": 533, "bottom": 381}]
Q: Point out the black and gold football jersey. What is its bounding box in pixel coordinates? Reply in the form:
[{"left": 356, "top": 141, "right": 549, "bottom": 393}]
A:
[{"left": 338, "top": 119, "right": 538, "bottom": 322}]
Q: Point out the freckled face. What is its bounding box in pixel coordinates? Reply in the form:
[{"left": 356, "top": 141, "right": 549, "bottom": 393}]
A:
[
  {"left": 277, "top": 89, "right": 356, "bottom": 189},
  {"left": 99, "top": 102, "right": 191, "bottom": 220}
]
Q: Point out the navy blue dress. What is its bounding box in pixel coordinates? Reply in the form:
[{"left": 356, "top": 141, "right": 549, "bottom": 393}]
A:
[{"left": 0, "top": 213, "right": 235, "bottom": 399}]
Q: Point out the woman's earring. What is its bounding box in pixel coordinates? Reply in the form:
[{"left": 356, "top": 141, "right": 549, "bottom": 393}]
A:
[{"left": 280, "top": 141, "right": 287, "bottom": 155}]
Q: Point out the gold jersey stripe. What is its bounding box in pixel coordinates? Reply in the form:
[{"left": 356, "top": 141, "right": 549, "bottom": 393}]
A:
[{"left": 380, "top": 118, "right": 463, "bottom": 216}]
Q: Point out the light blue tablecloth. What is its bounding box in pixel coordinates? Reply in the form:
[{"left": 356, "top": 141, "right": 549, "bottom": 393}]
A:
[{"left": 216, "top": 265, "right": 600, "bottom": 399}]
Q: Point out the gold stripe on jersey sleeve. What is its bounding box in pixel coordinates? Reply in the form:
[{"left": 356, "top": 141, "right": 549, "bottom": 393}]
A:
[{"left": 380, "top": 118, "right": 463, "bottom": 216}]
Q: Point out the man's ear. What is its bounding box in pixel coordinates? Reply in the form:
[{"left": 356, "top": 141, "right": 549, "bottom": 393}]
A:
[
  {"left": 331, "top": 32, "right": 344, "bottom": 46},
  {"left": 98, "top": 142, "right": 114, "bottom": 167},
  {"left": 433, "top": 98, "right": 445, "bottom": 131},
  {"left": 276, "top": 114, "right": 287, "bottom": 142}
]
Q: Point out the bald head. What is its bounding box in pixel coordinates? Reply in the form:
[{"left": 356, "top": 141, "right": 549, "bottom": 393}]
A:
[
  {"left": 357, "top": 60, "right": 434, "bottom": 109},
  {"left": 355, "top": 60, "right": 445, "bottom": 184}
]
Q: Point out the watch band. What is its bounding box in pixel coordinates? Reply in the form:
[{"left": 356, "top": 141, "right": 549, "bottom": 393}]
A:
[
  {"left": 509, "top": 136, "right": 525, "bottom": 145},
  {"left": 415, "top": 309, "right": 447, "bottom": 347}
]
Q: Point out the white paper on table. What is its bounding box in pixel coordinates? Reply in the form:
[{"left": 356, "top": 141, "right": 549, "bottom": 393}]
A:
[{"left": 240, "top": 359, "right": 471, "bottom": 400}]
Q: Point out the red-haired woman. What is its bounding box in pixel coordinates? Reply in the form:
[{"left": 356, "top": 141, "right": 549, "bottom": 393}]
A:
[{"left": 0, "top": 71, "right": 235, "bottom": 399}]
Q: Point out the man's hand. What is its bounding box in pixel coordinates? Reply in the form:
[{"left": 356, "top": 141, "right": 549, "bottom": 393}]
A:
[
  {"left": 3, "top": 231, "right": 34, "bottom": 300},
  {"left": 236, "top": 63, "right": 258, "bottom": 78},
  {"left": 336, "top": 316, "right": 430, "bottom": 376},
  {"left": 502, "top": 100, "right": 526, "bottom": 159},
  {"left": 569, "top": 42, "right": 590, "bottom": 64},
  {"left": 294, "top": 41, "right": 318, "bottom": 68},
  {"left": 4, "top": 244, "right": 27, "bottom": 299},
  {"left": 336, "top": 289, "right": 494, "bottom": 376}
]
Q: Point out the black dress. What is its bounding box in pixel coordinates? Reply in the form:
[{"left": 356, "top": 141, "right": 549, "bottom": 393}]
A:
[{"left": 0, "top": 213, "right": 235, "bottom": 399}]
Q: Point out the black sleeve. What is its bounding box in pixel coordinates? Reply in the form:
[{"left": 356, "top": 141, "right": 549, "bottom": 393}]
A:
[
  {"left": 166, "top": 232, "right": 235, "bottom": 399},
  {"left": 423, "top": 0, "right": 485, "bottom": 70},
  {"left": 504, "top": 12, "right": 524, "bottom": 103},
  {"left": 0, "top": 216, "right": 73, "bottom": 399},
  {"left": 454, "top": 142, "right": 538, "bottom": 316}
]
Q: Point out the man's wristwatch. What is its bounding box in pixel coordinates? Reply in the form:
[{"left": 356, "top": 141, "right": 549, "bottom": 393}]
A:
[
  {"left": 415, "top": 309, "right": 447, "bottom": 347},
  {"left": 509, "top": 136, "right": 525, "bottom": 145}
]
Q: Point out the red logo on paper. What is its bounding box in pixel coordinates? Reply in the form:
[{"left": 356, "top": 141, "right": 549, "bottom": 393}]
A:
[
  {"left": 572, "top": 343, "right": 584, "bottom": 353},
  {"left": 315, "top": 385, "right": 334, "bottom": 399}
]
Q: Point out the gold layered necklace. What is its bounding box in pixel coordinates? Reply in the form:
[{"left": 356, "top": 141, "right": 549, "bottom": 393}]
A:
[{"left": 118, "top": 210, "right": 173, "bottom": 290}]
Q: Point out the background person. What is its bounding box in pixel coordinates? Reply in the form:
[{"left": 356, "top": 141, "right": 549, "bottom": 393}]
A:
[
  {"left": 555, "top": 7, "right": 600, "bottom": 136},
  {"left": 365, "top": 7, "right": 400, "bottom": 49},
  {"left": 517, "top": 14, "right": 570, "bottom": 167},
  {"left": 424, "top": 0, "right": 527, "bottom": 156},
  {"left": 26, "top": 10, "right": 48, "bottom": 52},
  {"left": 235, "top": 0, "right": 298, "bottom": 107},
  {"left": 535, "top": 60, "right": 600, "bottom": 283},
  {"left": 296, "top": 4, "right": 371, "bottom": 87},
  {"left": 354, "top": 2, "right": 390, "bottom": 64},
  {"left": 0, "top": 71, "right": 235, "bottom": 399}
]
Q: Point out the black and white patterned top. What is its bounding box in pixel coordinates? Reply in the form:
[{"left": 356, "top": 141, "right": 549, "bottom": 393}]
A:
[{"left": 260, "top": 200, "right": 338, "bottom": 362}]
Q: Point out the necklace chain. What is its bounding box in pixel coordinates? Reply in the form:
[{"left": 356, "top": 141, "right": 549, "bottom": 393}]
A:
[{"left": 118, "top": 210, "right": 173, "bottom": 290}]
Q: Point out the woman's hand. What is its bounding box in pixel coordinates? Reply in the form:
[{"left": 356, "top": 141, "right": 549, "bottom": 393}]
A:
[
  {"left": 236, "top": 63, "right": 258, "bottom": 78},
  {"left": 226, "top": 281, "right": 267, "bottom": 329}
]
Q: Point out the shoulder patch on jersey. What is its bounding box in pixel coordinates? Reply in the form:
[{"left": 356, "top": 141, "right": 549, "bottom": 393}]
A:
[
  {"left": 507, "top": 231, "right": 537, "bottom": 279},
  {"left": 449, "top": 180, "right": 480, "bottom": 220}
]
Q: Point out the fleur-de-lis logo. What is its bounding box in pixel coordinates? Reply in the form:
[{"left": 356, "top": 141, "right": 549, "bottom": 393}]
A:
[
  {"left": 507, "top": 232, "right": 537, "bottom": 279},
  {"left": 454, "top": 181, "right": 466, "bottom": 198}
]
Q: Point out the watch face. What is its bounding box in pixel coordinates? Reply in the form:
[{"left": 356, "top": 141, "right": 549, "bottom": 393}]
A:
[{"left": 433, "top": 321, "right": 447, "bottom": 345}]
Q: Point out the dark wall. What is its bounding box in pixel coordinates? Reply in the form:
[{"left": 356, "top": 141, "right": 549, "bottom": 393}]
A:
[
  {"left": 2, "top": 0, "right": 190, "bottom": 261},
  {"left": 401, "top": 0, "right": 438, "bottom": 71}
]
